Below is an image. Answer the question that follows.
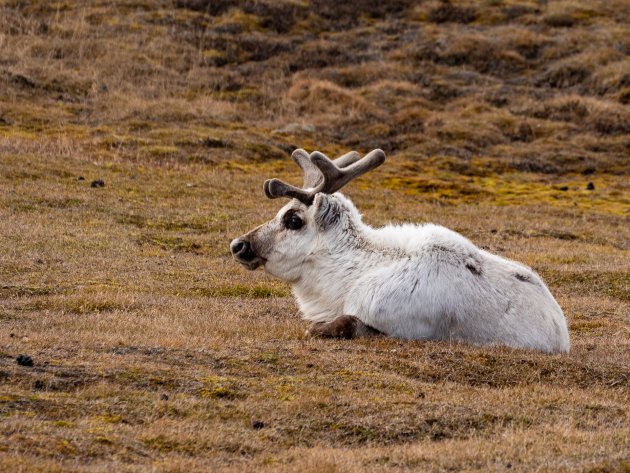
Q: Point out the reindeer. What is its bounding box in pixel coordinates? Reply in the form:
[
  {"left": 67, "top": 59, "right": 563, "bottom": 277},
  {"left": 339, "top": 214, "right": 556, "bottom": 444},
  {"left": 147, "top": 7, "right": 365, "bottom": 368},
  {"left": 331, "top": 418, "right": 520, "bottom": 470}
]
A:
[{"left": 230, "top": 149, "right": 570, "bottom": 353}]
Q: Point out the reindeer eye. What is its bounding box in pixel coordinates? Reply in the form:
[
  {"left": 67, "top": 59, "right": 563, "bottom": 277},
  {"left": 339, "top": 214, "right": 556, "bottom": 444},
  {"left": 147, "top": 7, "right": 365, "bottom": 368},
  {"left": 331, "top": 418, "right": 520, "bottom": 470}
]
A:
[{"left": 283, "top": 212, "right": 303, "bottom": 230}]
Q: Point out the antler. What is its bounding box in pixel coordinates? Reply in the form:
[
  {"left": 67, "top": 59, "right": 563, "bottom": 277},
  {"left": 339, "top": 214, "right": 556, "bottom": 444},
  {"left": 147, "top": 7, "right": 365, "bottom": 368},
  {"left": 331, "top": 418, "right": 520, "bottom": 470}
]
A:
[{"left": 264, "top": 148, "right": 386, "bottom": 205}]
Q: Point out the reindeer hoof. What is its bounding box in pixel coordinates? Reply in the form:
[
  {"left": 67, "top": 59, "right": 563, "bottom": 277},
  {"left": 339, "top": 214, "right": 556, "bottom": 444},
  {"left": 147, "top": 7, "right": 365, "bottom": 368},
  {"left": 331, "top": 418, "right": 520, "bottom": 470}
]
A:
[
  {"left": 306, "top": 316, "right": 381, "bottom": 339},
  {"left": 305, "top": 321, "right": 337, "bottom": 339}
]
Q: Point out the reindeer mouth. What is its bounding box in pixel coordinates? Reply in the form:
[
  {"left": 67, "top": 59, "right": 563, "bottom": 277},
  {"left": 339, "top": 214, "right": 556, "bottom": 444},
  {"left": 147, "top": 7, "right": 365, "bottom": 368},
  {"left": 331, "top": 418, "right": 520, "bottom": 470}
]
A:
[{"left": 237, "top": 257, "right": 265, "bottom": 271}]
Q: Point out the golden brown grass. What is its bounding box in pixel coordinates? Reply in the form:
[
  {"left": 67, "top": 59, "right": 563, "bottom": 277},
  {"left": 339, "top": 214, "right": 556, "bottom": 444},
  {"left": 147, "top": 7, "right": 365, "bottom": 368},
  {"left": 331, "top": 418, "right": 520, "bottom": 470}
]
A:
[{"left": 1, "top": 1, "right": 629, "bottom": 471}]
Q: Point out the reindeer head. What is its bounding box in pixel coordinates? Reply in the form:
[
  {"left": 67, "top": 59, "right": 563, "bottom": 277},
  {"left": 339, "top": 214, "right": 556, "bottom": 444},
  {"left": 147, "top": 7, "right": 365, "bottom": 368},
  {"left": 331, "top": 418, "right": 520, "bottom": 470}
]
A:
[{"left": 230, "top": 149, "right": 385, "bottom": 282}]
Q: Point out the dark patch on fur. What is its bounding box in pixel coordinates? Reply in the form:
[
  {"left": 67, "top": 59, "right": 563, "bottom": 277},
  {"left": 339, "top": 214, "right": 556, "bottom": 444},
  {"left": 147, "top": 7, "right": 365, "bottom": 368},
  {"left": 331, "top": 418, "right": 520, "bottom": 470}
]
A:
[
  {"left": 466, "top": 263, "right": 481, "bottom": 276},
  {"left": 430, "top": 244, "right": 483, "bottom": 276},
  {"left": 432, "top": 245, "right": 451, "bottom": 253},
  {"left": 317, "top": 198, "right": 341, "bottom": 228},
  {"left": 514, "top": 273, "right": 534, "bottom": 283},
  {"left": 411, "top": 279, "right": 419, "bottom": 294}
]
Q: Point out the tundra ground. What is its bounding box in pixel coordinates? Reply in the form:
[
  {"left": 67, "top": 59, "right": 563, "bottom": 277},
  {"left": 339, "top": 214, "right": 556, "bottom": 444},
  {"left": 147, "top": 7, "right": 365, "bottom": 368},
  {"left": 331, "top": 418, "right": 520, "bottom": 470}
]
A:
[{"left": 0, "top": 1, "right": 629, "bottom": 472}]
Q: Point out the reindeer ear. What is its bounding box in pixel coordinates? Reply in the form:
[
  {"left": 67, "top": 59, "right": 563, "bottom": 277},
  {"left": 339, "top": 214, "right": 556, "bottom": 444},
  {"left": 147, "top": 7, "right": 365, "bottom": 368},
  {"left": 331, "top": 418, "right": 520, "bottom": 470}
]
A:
[{"left": 313, "top": 193, "right": 341, "bottom": 229}]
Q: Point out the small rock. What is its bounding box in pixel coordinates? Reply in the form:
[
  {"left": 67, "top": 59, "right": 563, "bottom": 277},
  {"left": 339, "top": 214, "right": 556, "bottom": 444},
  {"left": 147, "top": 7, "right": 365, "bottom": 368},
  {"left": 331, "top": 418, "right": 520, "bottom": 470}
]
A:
[
  {"left": 305, "top": 363, "right": 314, "bottom": 368},
  {"left": 16, "top": 354, "right": 34, "bottom": 367},
  {"left": 506, "top": 463, "right": 512, "bottom": 469},
  {"left": 33, "top": 379, "right": 45, "bottom": 390},
  {"left": 586, "top": 182, "right": 595, "bottom": 190},
  {"left": 558, "top": 185, "right": 569, "bottom": 191},
  {"left": 251, "top": 420, "right": 265, "bottom": 429},
  {"left": 417, "top": 392, "right": 426, "bottom": 399},
  {"left": 160, "top": 394, "right": 169, "bottom": 401},
  {"left": 202, "top": 137, "right": 226, "bottom": 148},
  {"left": 90, "top": 179, "right": 105, "bottom": 188},
  {"left": 78, "top": 176, "right": 85, "bottom": 181}
]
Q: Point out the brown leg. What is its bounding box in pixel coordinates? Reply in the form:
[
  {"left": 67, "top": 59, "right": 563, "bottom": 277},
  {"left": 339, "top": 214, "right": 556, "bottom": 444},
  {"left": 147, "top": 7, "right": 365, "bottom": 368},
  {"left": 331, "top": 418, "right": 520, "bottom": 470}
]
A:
[{"left": 306, "top": 315, "right": 382, "bottom": 339}]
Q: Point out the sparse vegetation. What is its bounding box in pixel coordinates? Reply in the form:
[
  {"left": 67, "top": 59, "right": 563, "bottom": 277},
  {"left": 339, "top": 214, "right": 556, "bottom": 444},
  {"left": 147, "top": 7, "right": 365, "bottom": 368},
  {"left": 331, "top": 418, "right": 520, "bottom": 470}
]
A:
[{"left": 0, "top": 0, "right": 628, "bottom": 471}]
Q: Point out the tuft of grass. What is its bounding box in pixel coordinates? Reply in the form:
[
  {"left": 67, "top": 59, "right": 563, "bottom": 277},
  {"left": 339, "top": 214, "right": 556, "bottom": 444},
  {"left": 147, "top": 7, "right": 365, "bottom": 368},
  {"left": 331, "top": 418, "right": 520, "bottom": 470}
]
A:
[{"left": 193, "top": 284, "right": 291, "bottom": 299}]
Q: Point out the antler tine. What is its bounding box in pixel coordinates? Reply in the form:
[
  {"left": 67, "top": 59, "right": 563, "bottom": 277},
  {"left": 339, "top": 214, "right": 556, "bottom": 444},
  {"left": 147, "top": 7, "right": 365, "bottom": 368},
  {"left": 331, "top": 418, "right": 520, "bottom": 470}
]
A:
[
  {"left": 264, "top": 148, "right": 321, "bottom": 204},
  {"left": 333, "top": 150, "right": 361, "bottom": 168},
  {"left": 264, "top": 178, "right": 314, "bottom": 205},
  {"left": 291, "top": 148, "right": 322, "bottom": 189},
  {"left": 309, "top": 148, "right": 386, "bottom": 194},
  {"left": 291, "top": 149, "right": 361, "bottom": 189},
  {"left": 263, "top": 149, "right": 385, "bottom": 205}
]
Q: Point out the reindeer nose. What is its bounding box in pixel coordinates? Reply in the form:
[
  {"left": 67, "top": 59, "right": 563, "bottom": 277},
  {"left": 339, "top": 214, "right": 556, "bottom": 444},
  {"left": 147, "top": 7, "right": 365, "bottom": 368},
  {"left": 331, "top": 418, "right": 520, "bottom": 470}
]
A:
[{"left": 230, "top": 238, "right": 256, "bottom": 262}]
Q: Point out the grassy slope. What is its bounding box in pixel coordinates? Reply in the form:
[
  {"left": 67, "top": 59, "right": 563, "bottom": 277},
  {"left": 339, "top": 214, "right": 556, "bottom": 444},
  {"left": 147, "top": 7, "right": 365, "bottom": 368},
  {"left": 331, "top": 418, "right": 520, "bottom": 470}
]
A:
[{"left": 0, "top": 0, "right": 628, "bottom": 471}]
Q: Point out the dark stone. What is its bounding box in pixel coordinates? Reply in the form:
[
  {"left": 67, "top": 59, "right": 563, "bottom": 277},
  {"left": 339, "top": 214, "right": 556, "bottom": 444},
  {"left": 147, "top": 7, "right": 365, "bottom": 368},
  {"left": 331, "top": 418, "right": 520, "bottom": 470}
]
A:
[
  {"left": 12, "top": 73, "right": 36, "bottom": 89},
  {"left": 558, "top": 185, "right": 569, "bottom": 191},
  {"left": 78, "top": 176, "right": 85, "bottom": 181},
  {"left": 160, "top": 394, "right": 169, "bottom": 401},
  {"left": 33, "top": 379, "right": 45, "bottom": 390},
  {"left": 202, "top": 137, "right": 227, "bottom": 148},
  {"left": 586, "top": 182, "right": 595, "bottom": 190},
  {"left": 251, "top": 420, "right": 265, "bottom": 429},
  {"left": 90, "top": 179, "right": 105, "bottom": 188},
  {"left": 16, "top": 354, "right": 34, "bottom": 367}
]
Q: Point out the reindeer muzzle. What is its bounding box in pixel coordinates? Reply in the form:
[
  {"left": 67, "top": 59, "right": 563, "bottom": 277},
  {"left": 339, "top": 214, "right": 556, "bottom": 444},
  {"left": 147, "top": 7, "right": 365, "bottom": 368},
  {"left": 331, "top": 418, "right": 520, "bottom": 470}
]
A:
[{"left": 230, "top": 238, "right": 264, "bottom": 270}]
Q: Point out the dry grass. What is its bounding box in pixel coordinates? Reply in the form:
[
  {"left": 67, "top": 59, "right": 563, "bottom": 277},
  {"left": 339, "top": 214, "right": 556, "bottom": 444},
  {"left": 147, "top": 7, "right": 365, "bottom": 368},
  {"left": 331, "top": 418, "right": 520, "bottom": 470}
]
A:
[{"left": 1, "top": 1, "right": 629, "bottom": 471}]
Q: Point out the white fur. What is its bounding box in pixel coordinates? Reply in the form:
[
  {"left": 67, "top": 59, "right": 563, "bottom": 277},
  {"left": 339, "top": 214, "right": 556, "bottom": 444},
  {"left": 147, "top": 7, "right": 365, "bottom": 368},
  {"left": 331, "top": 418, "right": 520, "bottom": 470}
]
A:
[{"left": 238, "top": 192, "right": 570, "bottom": 353}]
